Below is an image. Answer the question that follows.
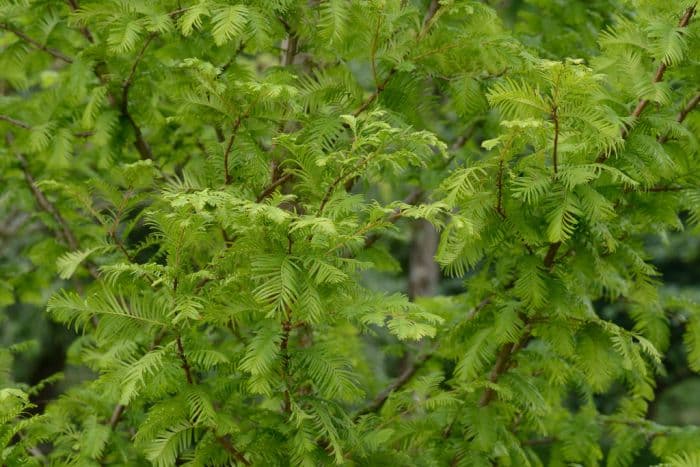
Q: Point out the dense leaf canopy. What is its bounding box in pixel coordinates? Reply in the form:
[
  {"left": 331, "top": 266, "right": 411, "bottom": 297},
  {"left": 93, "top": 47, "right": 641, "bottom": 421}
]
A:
[{"left": 1, "top": 0, "right": 700, "bottom": 465}]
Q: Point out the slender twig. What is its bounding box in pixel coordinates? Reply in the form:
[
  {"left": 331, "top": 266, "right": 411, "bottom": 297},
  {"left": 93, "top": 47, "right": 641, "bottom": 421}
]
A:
[
  {"left": 0, "top": 115, "right": 31, "bottom": 129},
  {"left": 624, "top": 5, "right": 696, "bottom": 131},
  {"left": 478, "top": 323, "right": 531, "bottom": 407},
  {"left": 356, "top": 296, "right": 492, "bottom": 420},
  {"left": 176, "top": 334, "right": 194, "bottom": 385},
  {"left": 362, "top": 188, "right": 425, "bottom": 250},
  {"left": 280, "top": 306, "right": 293, "bottom": 415},
  {"left": 108, "top": 194, "right": 134, "bottom": 262},
  {"left": 108, "top": 405, "right": 125, "bottom": 429},
  {"left": 1, "top": 115, "right": 95, "bottom": 138},
  {"left": 0, "top": 23, "right": 73, "bottom": 63},
  {"left": 543, "top": 241, "right": 561, "bottom": 270},
  {"left": 496, "top": 158, "right": 506, "bottom": 218},
  {"left": 215, "top": 435, "right": 251, "bottom": 466},
  {"left": 370, "top": 16, "right": 382, "bottom": 88},
  {"left": 64, "top": 0, "right": 95, "bottom": 43},
  {"left": 551, "top": 105, "right": 559, "bottom": 174},
  {"left": 476, "top": 241, "right": 559, "bottom": 408},
  {"left": 658, "top": 91, "right": 700, "bottom": 143},
  {"left": 121, "top": 34, "right": 156, "bottom": 161},
  {"left": 17, "top": 156, "right": 78, "bottom": 251},
  {"left": 351, "top": 0, "right": 441, "bottom": 117},
  {"left": 222, "top": 107, "right": 254, "bottom": 185},
  {"left": 522, "top": 437, "right": 557, "bottom": 446},
  {"left": 597, "top": 4, "right": 696, "bottom": 161},
  {"left": 256, "top": 172, "right": 292, "bottom": 202},
  {"left": 478, "top": 342, "right": 514, "bottom": 407},
  {"left": 108, "top": 328, "right": 169, "bottom": 429},
  {"left": 675, "top": 91, "right": 700, "bottom": 124},
  {"left": 354, "top": 350, "right": 432, "bottom": 419},
  {"left": 279, "top": 17, "right": 298, "bottom": 67}
]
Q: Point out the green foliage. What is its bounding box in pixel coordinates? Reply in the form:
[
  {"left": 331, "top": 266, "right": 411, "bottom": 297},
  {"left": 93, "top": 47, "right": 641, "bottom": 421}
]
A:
[{"left": 1, "top": 0, "right": 700, "bottom": 465}]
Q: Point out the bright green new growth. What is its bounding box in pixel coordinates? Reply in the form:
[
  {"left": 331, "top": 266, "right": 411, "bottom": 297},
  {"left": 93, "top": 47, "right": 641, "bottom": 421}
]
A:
[{"left": 1, "top": 0, "right": 700, "bottom": 465}]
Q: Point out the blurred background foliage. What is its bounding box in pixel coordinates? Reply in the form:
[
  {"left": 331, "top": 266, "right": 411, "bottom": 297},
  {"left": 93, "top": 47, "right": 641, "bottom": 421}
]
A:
[{"left": 1, "top": 0, "right": 699, "bottom": 461}]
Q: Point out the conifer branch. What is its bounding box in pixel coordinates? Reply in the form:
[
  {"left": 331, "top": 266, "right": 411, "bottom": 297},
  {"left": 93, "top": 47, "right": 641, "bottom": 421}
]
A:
[
  {"left": 176, "top": 334, "right": 195, "bottom": 385},
  {"left": 478, "top": 324, "right": 531, "bottom": 407},
  {"left": 551, "top": 105, "right": 559, "bottom": 174},
  {"left": 549, "top": 5, "right": 695, "bottom": 262},
  {"left": 352, "top": 0, "right": 441, "bottom": 117},
  {"left": 370, "top": 17, "right": 382, "bottom": 88},
  {"left": 0, "top": 23, "right": 74, "bottom": 63},
  {"left": 354, "top": 350, "right": 432, "bottom": 419},
  {"left": 546, "top": 7, "right": 696, "bottom": 283},
  {"left": 64, "top": 0, "right": 95, "bottom": 43},
  {"left": 598, "top": 4, "right": 696, "bottom": 156},
  {"left": 108, "top": 404, "right": 125, "bottom": 429},
  {"left": 17, "top": 155, "right": 78, "bottom": 252},
  {"left": 356, "top": 296, "right": 492, "bottom": 419},
  {"left": 675, "top": 91, "right": 700, "bottom": 124},
  {"left": 176, "top": 327, "right": 251, "bottom": 465},
  {"left": 223, "top": 104, "right": 256, "bottom": 185},
  {"left": 0, "top": 115, "right": 32, "bottom": 129},
  {"left": 543, "top": 241, "right": 561, "bottom": 270},
  {"left": 121, "top": 34, "right": 156, "bottom": 161},
  {"left": 278, "top": 16, "right": 298, "bottom": 66},
  {"left": 215, "top": 435, "right": 251, "bottom": 466},
  {"left": 256, "top": 172, "right": 293, "bottom": 202},
  {"left": 477, "top": 244, "right": 558, "bottom": 408},
  {"left": 496, "top": 158, "right": 506, "bottom": 218},
  {"left": 107, "top": 328, "right": 170, "bottom": 430},
  {"left": 362, "top": 188, "right": 425, "bottom": 250},
  {"left": 658, "top": 91, "right": 700, "bottom": 143},
  {"left": 1, "top": 114, "right": 95, "bottom": 137},
  {"left": 625, "top": 5, "right": 696, "bottom": 127},
  {"left": 16, "top": 154, "right": 100, "bottom": 281},
  {"left": 280, "top": 307, "right": 293, "bottom": 415}
]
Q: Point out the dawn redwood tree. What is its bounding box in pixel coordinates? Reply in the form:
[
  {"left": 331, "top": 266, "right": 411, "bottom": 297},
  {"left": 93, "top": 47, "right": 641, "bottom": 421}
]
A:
[{"left": 1, "top": 0, "right": 700, "bottom": 465}]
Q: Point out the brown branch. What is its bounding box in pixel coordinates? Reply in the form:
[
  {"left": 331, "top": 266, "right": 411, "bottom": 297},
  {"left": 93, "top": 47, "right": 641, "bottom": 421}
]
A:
[
  {"left": 495, "top": 159, "right": 505, "bottom": 218},
  {"left": 351, "top": 0, "right": 442, "bottom": 117},
  {"left": 551, "top": 105, "right": 559, "bottom": 174},
  {"left": 478, "top": 325, "right": 531, "bottom": 407},
  {"left": 522, "top": 436, "right": 557, "bottom": 446},
  {"left": 478, "top": 342, "right": 514, "bottom": 407},
  {"left": 64, "top": 0, "right": 95, "bottom": 43},
  {"left": 222, "top": 110, "right": 251, "bottom": 185},
  {"left": 215, "top": 435, "right": 251, "bottom": 466},
  {"left": 279, "top": 16, "right": 298, "bottom": 66},
  {"left": 626, "top": 5, "right": 696, "bottom": 125},
  {"left": 1, "top": 115, "right": 95, "bottom": 138},
  {"left": 354, "top": 351, "right": 431, "bottom": 419},
  {"left": 0, "top": 115, "right": 31, "bottom": 129},
  {"left": 477, "top": 241, "right": 559, "bottom": 408},
  {"left": 256, "top": 172, "right": 292, "bottom": 202},
  {"left": 543, "top": 241, "right": 561, "bottom": 270},
  {"left": 121, "top": 34, "right": 156, "bottom": 161},
  {"left": 547, "top": 7, "right": 697, "bottom": 271},
  {"left": 658, "top": 91, "right": 700, "bottom": 143},
  {"left": 17, "top": 155, "right": 79, "bottom": 252},
  {"left": 0, "top": 23, "right": 73, "bottom": 63},
  {"left": 597, "top": 4, "right": 696, "bottom": 160},
  {"left": 107, "top": 328, "right": 169, "bottom": 430},
  {"left": 363, "top": 188, "right": 425, "bottom": 250},
  {"left": 176, "top": 334, "right": 195, "bottom": 385},
  {"left": 108, "top": 404, "right": 125, "bottom": 429},
  {"left": 675, "top": 91, "right": 700, "bottom": 124},
  {"left": 356, "top": 296, "right": 492, "bottom": 420},
  {"left": 280, "top": 309, "right": 292, "bottom": 415},
  {"left": 370, "top": 16, "right": 382, "bottom": 88}
]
